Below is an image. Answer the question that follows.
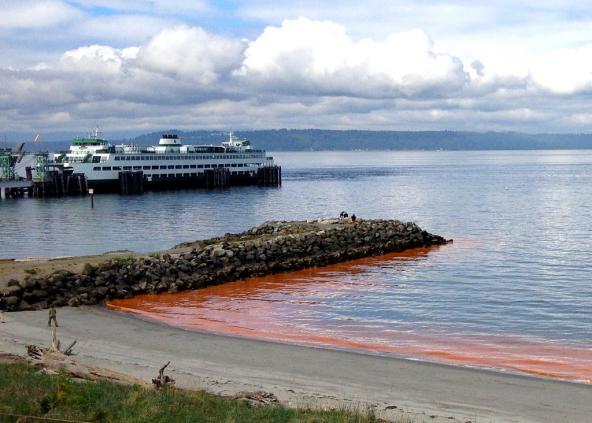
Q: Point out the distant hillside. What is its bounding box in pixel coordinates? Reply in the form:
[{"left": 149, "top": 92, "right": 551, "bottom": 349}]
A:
[
  {"left": 130, "top": 130, "right": 592, "bottom": 151},
  {"left": 4, "top": 130, "right": 592, "bottom": 152}
]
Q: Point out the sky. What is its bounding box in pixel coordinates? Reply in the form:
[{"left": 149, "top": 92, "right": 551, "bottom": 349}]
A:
[{"left": 2, "top": 0, "right": 592, "bottom": 135}]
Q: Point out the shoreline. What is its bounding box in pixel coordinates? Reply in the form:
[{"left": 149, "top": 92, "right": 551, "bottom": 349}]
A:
[
  {"left": 1, "top": 306, "right": 591, "bottom": 423},
  {"left": 108, "top": 301, "right": 592, "bottom": 386}
]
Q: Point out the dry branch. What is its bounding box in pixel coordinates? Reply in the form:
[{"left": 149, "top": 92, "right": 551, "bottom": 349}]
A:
[{"left": 152, "top": 361, "right": 175, "bottom": 388}]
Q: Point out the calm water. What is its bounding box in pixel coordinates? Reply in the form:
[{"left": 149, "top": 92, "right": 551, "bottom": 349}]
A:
[{"left": 4, "top": 150, "right": 592, "bottom": 380}]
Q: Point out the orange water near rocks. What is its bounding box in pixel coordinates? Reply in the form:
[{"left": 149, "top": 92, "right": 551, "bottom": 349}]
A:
[{"left": 108, "top": 246, "right": 592, "bottom": 383}]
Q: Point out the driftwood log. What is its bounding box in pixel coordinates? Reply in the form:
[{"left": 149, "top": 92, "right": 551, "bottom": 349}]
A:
[
  {"left": 63, "top": 340, "right": 77, "bottom": 356},
  {"left": 234, "top": 391, "right": 279, "bottom": 405},
  {"left": 152, "top": 361, "right": 175, "bottom": 388},
  {"left": 26, "top": 345, "right": 43, "bottom": 360}
]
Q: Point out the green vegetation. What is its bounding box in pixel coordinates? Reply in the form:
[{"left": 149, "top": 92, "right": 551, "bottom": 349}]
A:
[
  {"left": 0, "top": 362, "right": 389, "bottom": 423},
  {"left": 82, "top": 263, "right": 96, "bottom": 276},
  {"left": 110, "top": 256, "right": 136, "bottom": 266},
  {"left": 23, "top": 268, "right": 39, "bottom": 275}
]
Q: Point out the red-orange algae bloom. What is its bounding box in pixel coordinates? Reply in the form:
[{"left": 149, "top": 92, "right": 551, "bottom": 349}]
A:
[{"left": 108, "top": 246, "right": 592, "bottom": 384}]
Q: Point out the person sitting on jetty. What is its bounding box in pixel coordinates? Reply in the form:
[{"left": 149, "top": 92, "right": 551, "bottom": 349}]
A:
[
  {"left": 339, "top": 211, "right": 349, "bottom": 221},
  {"left": 48, "top": 306, "right": 58, "bottom": 327},
  {"left": 351, "top": 214, "right": 357, "bottom": 223}
]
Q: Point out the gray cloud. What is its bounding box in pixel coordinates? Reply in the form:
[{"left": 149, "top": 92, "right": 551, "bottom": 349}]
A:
[{"left": 1, "top": 13, "right": 592, "bottom": 134}]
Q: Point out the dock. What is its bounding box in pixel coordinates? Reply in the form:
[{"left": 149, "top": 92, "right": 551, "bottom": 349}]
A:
[{"left": 1, "top": 135, "right": 282, "bottom": 199}]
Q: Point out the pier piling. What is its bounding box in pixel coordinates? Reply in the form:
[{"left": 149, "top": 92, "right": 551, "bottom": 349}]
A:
[
  {"left": 119, "top": 171, "right": 144, "bottom": 195},
  {"left": 257, "top": 166, "right": 282, "bottom": 187}
]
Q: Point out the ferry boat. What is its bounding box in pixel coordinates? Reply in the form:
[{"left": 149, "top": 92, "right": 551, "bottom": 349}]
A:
[{"left": 57, "top": 129, "right": 279, "bottom": 192}]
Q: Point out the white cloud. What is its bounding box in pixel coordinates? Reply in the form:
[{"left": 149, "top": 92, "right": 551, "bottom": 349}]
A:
[
  {"left": 135, "top": 26, "right": 245, "bottom": 84},
  {"left": 60, "top": 45, "right": 136, "bottom": 75},
  {"left": 238, "top": 18, "right": 467, "bottom": 98},
  {"left": 0, "top": 0, "right": 83, "bottom": 29},
  {"left": 528, "top": 47, "right": 592, "bottom": 94}
]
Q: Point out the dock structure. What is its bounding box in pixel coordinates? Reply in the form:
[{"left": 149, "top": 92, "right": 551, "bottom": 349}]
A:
[
  {"left": 29, "top": 171, "right": 88, "bottom": 198},
  {"left": 118, "top": 171, "right": 144, "bottom": 195},
  {"left": 1, "top": 174, "right": 89, "bottom": 200},
  {"left": 1, "top": 132, "right": 282, "bottom": 199},
  {"left": 258, "top": 166, "right": 282, "bottom": 187},
  {"left": 205, "top": 168, "right": 231, "bottom": 188},
  {"left": 0, "top": 180, "right": 33, "bottom": 199}
]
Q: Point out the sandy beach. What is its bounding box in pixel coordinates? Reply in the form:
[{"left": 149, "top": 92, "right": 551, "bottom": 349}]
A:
[{"left": 1, "top": 306, "right": 590, "bottom": 423}]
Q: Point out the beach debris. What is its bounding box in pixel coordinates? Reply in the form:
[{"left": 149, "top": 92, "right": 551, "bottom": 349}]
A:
[
  {"left": 234, "top": 391, "right": 279, "bottom": 405},
  {"left": 26, "top": 345, "right": 43, "bottom": 360},
  {"left": 62, "top": 340, "right": 77, "bottom": 356},
  {"left": 152, "top": 361, "right": 175, "bottom": 388},
  {"left": 50, "top": 326, "right": 58, "bottom": 352}
]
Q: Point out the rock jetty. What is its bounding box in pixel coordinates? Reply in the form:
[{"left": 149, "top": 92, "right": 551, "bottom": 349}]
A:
[{"left": 1, "top": 219, "right": 450, "bottom": 311}]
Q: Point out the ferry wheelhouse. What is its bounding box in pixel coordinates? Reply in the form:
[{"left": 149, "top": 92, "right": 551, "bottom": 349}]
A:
[{"left": 60, "top": 130, "right": 278, "bottom": 191}]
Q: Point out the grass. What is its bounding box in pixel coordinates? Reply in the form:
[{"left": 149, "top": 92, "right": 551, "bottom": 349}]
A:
[
  {"left": 0, "top": 362, "right": 390, "bottom": 423},
  {"left": 110, "top": 256, "right": 136, "bottom": 267}
]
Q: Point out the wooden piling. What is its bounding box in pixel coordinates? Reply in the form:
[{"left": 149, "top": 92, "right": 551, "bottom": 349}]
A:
[
  {"left": 119, "top": 171, "right": 144, "bottom": 195},
  {"left": 205, "top": 168, "right": 230, "bottom": 188},
  {"left": 257, "top": 166, "right": 282, "bottom": 186}
]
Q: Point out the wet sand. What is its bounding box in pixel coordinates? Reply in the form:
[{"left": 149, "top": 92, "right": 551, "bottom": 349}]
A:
[{"left": 1, "top": 306, "right": 591, "bottom": 423}]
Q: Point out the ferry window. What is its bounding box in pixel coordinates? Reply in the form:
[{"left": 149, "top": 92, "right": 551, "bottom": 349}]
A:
[
  {"left": 102, "top": 166, "right": 111, "bottom": 171},
  {"left": 183, "top": 165, "right": 189, "bottom": 169},
  {"left": 238, "top": 164, "right": 243, "bottom": 167},
  {"left": 133, "top": 166, "right": 142, "bottom": 170},
  {"left": 133, "top": 156, "right": 139, "bottom": 160},
  {"left": 231, "top": 164, "right": 237, "bottom": 167},
  {"left": 114, "top": 157, "right": 120, "bottom": 161},
  {"left": 143, "top": 166, "right": 151, "bottom": 170},
  {"left": 152, "top": 166, "right": 159, "bottom": 170},
  {"left": 168, "top": 165, "right": 174, "bottom": 169},
  {"left": 197, "top": 165, "right": 203, "bottom": 168},
  {"left": 204, "top": 164, "right": 210, "bottom": 168},
  {"left": 190, "top": 165, "right": 196, "bottom": 169},
  {"left": 168, "top": 174, "right": 175, "bottom": 178},
  {"left": 175, "top": 165, "right": 182, "bottom": 169},
  {"left": 224, "top": 164, "right": 230, "bottom": 167},
  {"left": 153, "top": 175, "right": 159, "bottom": 179},
  {"left": 123, "top": 166, "right": 132, "bottom": 170},
  {"left": 191, "top": 173, "right": 196, "bottom": 176},
  {"left": 93, "top": 167, "right": 101, "bottom": 171},
  {"left": 113, "top": 166, "right": 121, "bottom": 171},
  {"left": 219, "top": 164, "right": 225, "bottom": 168},
  {"left": 160, "top": 165, "right": 167, "bottom": 169}
]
